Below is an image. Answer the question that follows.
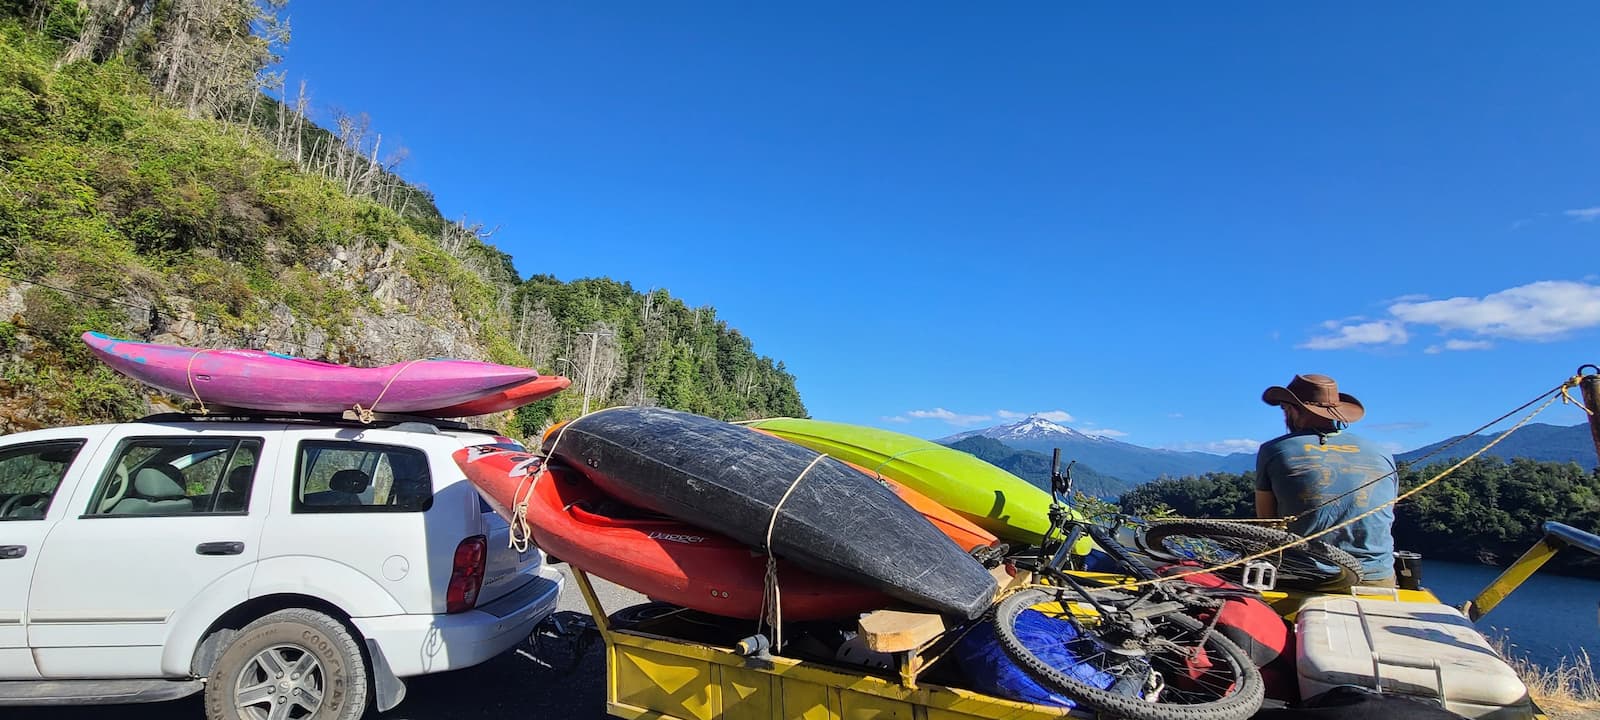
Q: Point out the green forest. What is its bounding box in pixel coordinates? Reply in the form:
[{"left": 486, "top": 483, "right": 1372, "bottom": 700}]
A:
[
  {"left": 0, "top": 0, "right": 805, "bottom": 435},
  {"left": 1120, "top": 457, "right": 1600, "bottom": 576}
]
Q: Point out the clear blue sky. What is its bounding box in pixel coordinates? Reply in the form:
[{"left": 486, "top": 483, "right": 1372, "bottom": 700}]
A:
[{"left": 276, "top": 2, "right": 1600, "bottom": 455}]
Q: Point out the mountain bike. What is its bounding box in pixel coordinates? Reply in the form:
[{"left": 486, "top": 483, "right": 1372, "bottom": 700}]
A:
[{"left": 992, "top": 451, "right": 1266, "bottom": 720}]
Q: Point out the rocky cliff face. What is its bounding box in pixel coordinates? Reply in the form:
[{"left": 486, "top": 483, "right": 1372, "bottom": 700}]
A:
[{"left": 0, "top": 235, "right": 520, "bottom": 432}]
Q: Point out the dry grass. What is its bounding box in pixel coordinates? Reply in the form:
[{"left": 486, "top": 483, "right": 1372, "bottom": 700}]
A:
[{"left": 1493, "top": 640, "right": 1600, "bottom": 719}]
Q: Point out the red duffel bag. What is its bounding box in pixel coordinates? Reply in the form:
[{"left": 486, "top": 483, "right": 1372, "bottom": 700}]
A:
[{"left": 1157, "top": 563, "right": 1298, "bottom": 702}]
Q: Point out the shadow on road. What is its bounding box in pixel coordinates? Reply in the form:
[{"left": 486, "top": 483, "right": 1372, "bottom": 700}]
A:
[{"left": 7, "top": 637, "right": 609, "bottom": 720}]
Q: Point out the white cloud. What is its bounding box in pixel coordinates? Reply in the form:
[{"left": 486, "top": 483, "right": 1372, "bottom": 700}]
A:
[
  {"left": 1303, "top": 280, "right": 1600, "bottom": 351},
  {"left": 1086, "top": 428, "right": 1129, "bottom": 438},
  {"left": 880, "top": 415, "right": 910, "bottom": 424},
  {"left": 1389, "top": 281, "right": 1600, "bottom": 341},
  {"left": 995, "top": 409, "right": 1025, "bottom": 420},
  {"left": 1565, "top": 207, "right": 1600, "bottom": 222},
  {"left": 1298, "top": 320, "right": 1409, "bottom": 350},
  {"left": 1033, "top": 410, "right": 1075, "bottom": 423},
  {"left": 1165, "top": 439, "right": 1261, "bottom": 455},
  {"left": 1423, "top": 339, "right": 1494, "bottom": 354},
  {"left": 903, "top": 408, "right": 992, "bottom": 426}
]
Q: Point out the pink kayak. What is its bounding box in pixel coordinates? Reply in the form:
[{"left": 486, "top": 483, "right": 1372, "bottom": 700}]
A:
[{"left": 83, "top": 332, "right": 538, "bottom": 414}]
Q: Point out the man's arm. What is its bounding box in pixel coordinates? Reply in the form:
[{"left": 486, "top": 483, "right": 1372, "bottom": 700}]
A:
[
  {"left": 1254, "top": 444, "right": 1277, "bottom": 518},
  {"left": 1255, "top": 490, "right": 1278, "bottom": 519}
]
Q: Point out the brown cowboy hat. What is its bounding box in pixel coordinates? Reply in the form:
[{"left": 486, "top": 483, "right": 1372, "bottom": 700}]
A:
[{"left": 1262, "top": 373, "right": 1365, "bottom": 424}]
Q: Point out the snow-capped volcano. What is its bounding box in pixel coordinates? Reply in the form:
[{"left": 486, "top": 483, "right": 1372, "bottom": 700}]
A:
[
  {"left": 938, "top": 414, "right": 1110, "bottom": 444},
  {"left": 938, "top": 414, "right": 1257, "bottom": 483}
]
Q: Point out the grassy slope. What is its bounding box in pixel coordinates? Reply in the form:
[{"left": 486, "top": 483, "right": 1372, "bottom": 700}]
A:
[{"left": 0, "top": 24, "right": 526, "bottom": 429}]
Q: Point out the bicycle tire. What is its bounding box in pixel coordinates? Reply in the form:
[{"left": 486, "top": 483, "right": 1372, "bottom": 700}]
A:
[
  {"left": 1084, "top": 523, "right": 1159, "bottom": 581},
  {"left": 1140, "top": 520, "right": 1363, "bottom": 591},
  {"left": 994, "top": 588, "right": 1264, "bottom": 720}
]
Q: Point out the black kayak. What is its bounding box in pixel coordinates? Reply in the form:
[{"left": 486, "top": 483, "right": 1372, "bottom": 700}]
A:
[{"left": 544, "top": 407, "right": 997, "bottom": 619}]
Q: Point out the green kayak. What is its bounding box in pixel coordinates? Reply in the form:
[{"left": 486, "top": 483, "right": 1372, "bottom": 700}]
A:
[{"left": 748, "top": 417, "right": 1088, "bottom": 549}]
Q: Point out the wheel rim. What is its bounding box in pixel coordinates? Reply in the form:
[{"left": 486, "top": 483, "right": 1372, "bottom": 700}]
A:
[
  {"left": 1033, "top": 604, "right": 1247, "bottom": 706},
  {"left": 233, "top": 644, "right": 325, "bottom": 720}
]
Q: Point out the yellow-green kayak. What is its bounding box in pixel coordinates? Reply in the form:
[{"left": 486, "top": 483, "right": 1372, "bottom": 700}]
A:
[{"left": 748, "top": 417, "right": 1087, "bottom": 549}]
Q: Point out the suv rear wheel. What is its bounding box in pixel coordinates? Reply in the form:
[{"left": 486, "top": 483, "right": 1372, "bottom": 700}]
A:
[{"left": 204, "top": 608, "right": 370, "bottom": 720}]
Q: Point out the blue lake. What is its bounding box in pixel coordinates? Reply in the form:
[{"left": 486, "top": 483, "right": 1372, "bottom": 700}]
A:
[{"left": 1422, "top": 559, "right": 1600, "bottom": 670}]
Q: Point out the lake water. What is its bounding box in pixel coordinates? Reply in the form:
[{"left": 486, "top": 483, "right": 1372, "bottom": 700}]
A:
[{"left": 1421, "top": 559, "right": 1600, "bottom": 671}]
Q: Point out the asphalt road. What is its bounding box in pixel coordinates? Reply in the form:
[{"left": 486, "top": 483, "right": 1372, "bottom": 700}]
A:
[{"left": 11, "top": 565, "right": 645, "bottom": 720}]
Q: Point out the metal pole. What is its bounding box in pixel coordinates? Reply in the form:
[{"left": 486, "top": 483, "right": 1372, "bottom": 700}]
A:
[{"left": 1580, "top": 365, "right": 1600, "bottom": 466}]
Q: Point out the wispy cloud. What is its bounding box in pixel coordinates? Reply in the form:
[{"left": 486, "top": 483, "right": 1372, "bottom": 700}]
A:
[
  {"left": 1167, "top": 412, "right": 1184, "bottom": 419},
  {"left": 880, "top": 415, "right": 910, "bottom": 424},
  {"left": 1390, "top": 281, "right": 1600, "bottom": 341},
  {"left": 995, "top": 409, "right": 1025, "bottom": 420},
  {"left": 1423, "top": 339, "right": 1494, "bottom": 354},
  {"left": 1511, "top": 212, "right": 1550, "bottom": 230},
  {"left": 1365, "top": 421, "right": 1429, "bottom": 432},
  {"left": 1303, "top": 280, "right": 1600, "bottom": 351},
  {"left": 1566, "top": 207, "right": 1600, "bottom": 222},
  {"left": 888, "top": 407, "right": 993, "bottom": 426},
  {"left": 1298, "top": 320, "right": 1408, "bottom": 350},
  {"left": 1086, "top": 428, "right": 1129, "bottom": 438},
  {"left": 1165, "top": 439, "right": 1261, "bottom": 455}
]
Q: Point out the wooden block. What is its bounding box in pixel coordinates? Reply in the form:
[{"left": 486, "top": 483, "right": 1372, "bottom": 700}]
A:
[{"left": 857, "top": 609, "right": 947, "bottom": 653}]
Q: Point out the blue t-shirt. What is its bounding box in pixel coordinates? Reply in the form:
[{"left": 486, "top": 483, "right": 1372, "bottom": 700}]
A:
[{"left": 1254, "top": 430, "right": 1396, "bottom": 581}]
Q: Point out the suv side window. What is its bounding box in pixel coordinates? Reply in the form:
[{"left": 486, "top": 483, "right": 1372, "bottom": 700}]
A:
[
  {"left": 295, "top": 441, "right": 432, "bottom": 513},
  {"left": 90, "top": 437, "right": 264, "bottom": 516},
  {"left": 0, "top": 440, "right": 87, "bottom": 520}
]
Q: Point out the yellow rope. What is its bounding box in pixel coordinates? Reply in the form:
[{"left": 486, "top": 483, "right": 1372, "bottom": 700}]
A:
[
  {"left": 353, "top": 359, "right": 424, "bottom": 423},
  {"left": 184, "top": 349, "right": 212, "bottom": 415},
  {"left": 1561, "top": 383, "right": 1595, "bottom": 416},
  {"left": 758, "top": 451, "right": 830, "bottom": 651},
  {"left": 1083, "top": 374, "right": 1581, "bottom": 592}
]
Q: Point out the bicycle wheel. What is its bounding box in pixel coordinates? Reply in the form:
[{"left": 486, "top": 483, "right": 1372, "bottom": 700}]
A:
[
  {"left": 994, "top": 587, "right": 1264, "bottom": 720},
  {"left": 1139, "top": 520, "right": 1362, "bottom": 591}
]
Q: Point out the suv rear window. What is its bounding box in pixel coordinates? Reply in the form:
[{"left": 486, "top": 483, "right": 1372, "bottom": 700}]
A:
[
  {"left": 295, "top": 441, "right": 432, "bottom": 513},
  {"left": 90, "top": 437, "right": 263, "bottom": 516}
]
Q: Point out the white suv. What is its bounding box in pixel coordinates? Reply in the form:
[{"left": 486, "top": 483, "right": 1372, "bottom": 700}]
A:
[{"left": 0, "top": 413, "right": 563, "bottom": 719}]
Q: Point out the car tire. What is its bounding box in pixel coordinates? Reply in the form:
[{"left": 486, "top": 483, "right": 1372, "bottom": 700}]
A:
[{"left": 203, "top": 608, "right": 371, "bottom": 720}]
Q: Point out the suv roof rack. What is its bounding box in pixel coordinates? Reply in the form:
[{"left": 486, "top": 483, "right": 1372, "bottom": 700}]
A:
[{"left": 135, "top": 409, "right": 491, "bottom": 434}]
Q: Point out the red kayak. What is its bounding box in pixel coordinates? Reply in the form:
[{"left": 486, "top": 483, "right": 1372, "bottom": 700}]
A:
[
  {"left": 453, "top": 445, "right": 892, "bottom": 620},
  {"left": 424, "top": 375, "right": 571, "bottom": 417}
]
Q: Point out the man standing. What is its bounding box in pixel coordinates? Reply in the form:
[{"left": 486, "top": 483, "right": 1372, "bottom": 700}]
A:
[{"left": 1256, "top": 374, "right": 1397, "bottom": 586}]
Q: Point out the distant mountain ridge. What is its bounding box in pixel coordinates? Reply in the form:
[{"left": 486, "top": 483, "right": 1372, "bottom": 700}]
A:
[
  {"left": 944, "top": 436, "right": 1130, "bottom": 499},
  {"left": 1397, "top": 423, "right": 1597, "bottom": 470},
  {"left": 938, "top": 414, "right": 1254, "bottom": 484}
]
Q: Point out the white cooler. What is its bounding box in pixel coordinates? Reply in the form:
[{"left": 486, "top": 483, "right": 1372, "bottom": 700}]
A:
[{"left": 1295, "top": 595, "right": 1534, "bottom": 719}]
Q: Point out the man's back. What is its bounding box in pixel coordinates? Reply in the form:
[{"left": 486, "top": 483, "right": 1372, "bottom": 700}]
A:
[{"left": 1255, "top": 430, "right": 1396, "bottom": 581}]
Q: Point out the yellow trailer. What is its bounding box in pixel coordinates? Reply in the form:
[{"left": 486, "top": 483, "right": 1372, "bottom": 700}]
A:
[{"left": 569, "top": 551, "right": 1574, "bottom": 720}]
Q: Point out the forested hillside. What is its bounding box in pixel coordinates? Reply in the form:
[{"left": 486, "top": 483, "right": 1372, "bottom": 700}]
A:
[
  {"left": 0, "top": 0, "right": 804, "bottom": 434},
  {"left": 1120, "top": 459, "right": 1600, "bottom": 576}
]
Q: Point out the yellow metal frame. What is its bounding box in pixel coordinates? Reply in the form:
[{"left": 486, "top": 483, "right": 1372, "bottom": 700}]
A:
[
  {"left": 572, "top": 567, "right": 1090, "bottom": 719},
  {"left": 573, "top": 564, "right": 1551, "bottom": 720}
]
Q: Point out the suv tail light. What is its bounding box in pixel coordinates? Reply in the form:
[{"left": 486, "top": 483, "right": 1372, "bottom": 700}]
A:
[{"left": 446, "top": 535, "right": 487, "bottom": 613}]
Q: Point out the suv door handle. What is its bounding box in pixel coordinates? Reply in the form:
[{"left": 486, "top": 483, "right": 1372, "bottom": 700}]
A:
[
  {"left": 195, "top": 541, "right": 244, "bottom": 556},
  {"left": 0, "top": 545, "right": 24, "bottom": 560}
]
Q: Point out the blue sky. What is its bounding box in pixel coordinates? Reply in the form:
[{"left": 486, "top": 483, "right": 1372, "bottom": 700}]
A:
[{"left": 275, "top": 2, "right": 1600, "bottom": 455}]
